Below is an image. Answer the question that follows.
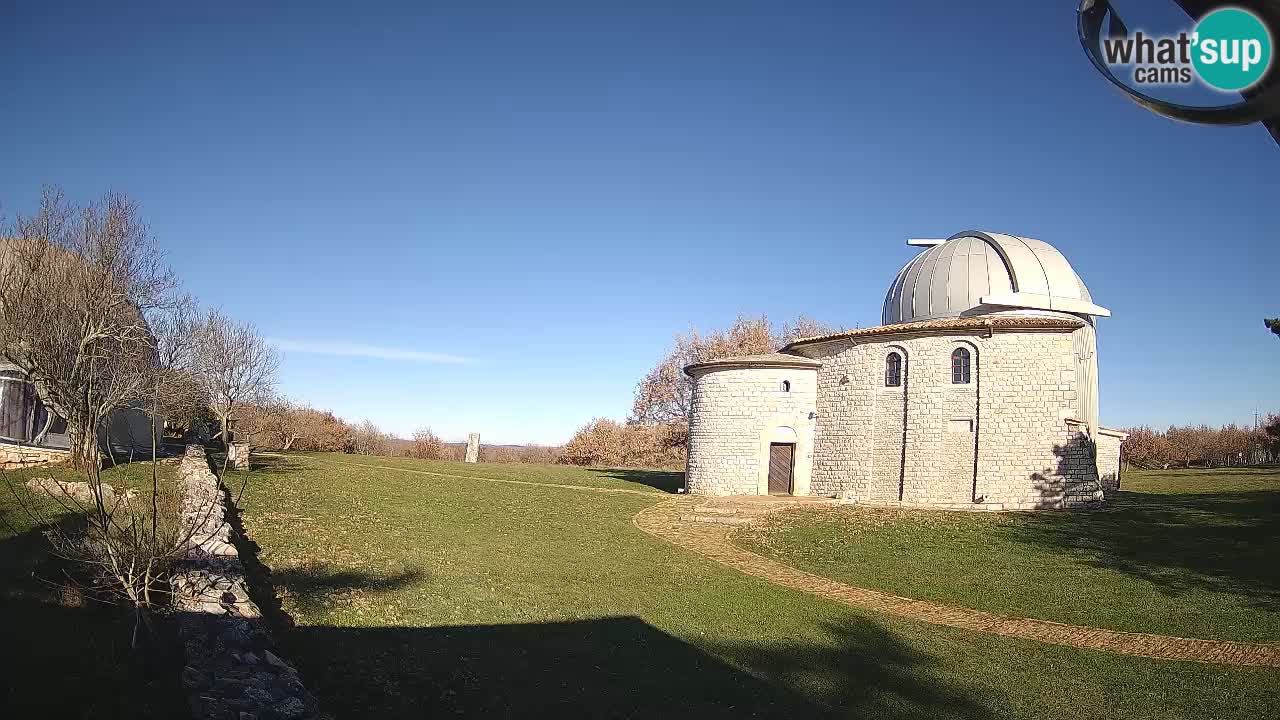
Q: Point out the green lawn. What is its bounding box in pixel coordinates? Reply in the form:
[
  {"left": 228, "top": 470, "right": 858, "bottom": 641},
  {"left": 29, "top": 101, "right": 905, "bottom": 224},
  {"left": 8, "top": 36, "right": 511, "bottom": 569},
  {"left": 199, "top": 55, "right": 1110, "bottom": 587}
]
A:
[
  {"left": 0, "top": 459, "right": 189, "bottom": 719},
  {"left": 735, "top": 467, "right": 1280, "bottom": 643},
  {"left": 236, "top": 453, "right": 1279, "bottom": 720}
]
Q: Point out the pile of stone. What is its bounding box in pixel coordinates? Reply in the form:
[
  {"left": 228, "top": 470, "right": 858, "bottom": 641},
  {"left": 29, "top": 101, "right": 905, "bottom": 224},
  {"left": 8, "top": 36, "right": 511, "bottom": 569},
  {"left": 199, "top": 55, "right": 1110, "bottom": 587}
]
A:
[
  {"left": 172, "top": 445, "right": 321, "bottom": 720},
  {"left": 25, "top": 476, "right": 137, "bottom": 506}
]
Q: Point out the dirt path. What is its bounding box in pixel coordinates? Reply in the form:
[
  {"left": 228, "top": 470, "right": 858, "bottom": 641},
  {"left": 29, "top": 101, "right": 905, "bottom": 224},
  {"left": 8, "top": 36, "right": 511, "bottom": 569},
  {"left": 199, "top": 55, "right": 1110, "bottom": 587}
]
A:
[{"left": 633, "top": 497, "right": 1280, "bottom": 668}]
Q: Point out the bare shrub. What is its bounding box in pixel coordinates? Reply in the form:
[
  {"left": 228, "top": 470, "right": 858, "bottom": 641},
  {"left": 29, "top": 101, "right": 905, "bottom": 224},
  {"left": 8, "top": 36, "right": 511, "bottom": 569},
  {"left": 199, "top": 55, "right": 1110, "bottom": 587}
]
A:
[
  {"left": 291, "top": 407, "right": 354, "bottom": 451},
  {"left": 237, "top": 396, "right": 301, "bottom": 450},
  {"left": 234, "top": 399, "right": 357, "bottom": 452},
  {"left": 408, "top": 427, "right": 445, "bottom": 459},
  {"left": 560, "top": 418, "right": 684, "bottom": 469},
  {"left": 350, "top": 419, "right": 391, "bottom": 456}
]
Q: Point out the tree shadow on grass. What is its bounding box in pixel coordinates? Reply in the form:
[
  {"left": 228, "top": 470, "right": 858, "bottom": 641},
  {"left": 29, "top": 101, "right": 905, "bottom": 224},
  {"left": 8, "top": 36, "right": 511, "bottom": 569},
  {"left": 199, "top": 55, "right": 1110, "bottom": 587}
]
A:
[
  {"left": 220, "top": 478, "right": 425, "bottom": 625},
  {"left": 275, "top": 614, "right": 991, "bottom": 719},
  {"left": 0, "top": 518, "right": 189, "bottom": 719},
  {"left": 205, "top": 450, "right": 307, "bottom": 476},
  {"left": 1009, "top": 452, "right": 1280, "bottom": 611},
  {"left": 594, "top": 467, "right": 685, "bottom": 494},
  {"left": 705, "top": 618, "right": 992, "bottom": 719},
  {"left": 267, "top": 565, "right": 426, "bottom": 620},
  {"left": 224, "top": 487, "right": 990, "bottom": 719}
]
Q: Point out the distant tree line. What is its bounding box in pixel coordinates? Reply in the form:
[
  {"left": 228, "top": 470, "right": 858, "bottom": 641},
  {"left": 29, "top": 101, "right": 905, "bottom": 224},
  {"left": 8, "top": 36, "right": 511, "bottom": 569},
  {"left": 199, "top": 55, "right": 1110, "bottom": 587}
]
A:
[
  {"left": 236, "top": 410, "right": 563, "bottom": 464},
  {"left": 1120, "top": 416, "right": 1280, "bottom": 469}
]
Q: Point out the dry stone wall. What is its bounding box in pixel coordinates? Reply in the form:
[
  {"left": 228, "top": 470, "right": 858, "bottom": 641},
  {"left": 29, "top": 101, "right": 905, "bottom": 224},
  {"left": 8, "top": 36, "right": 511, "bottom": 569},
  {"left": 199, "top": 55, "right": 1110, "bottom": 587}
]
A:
[{"left": 173, "top": 445, "right": 320, "bottom": 720}]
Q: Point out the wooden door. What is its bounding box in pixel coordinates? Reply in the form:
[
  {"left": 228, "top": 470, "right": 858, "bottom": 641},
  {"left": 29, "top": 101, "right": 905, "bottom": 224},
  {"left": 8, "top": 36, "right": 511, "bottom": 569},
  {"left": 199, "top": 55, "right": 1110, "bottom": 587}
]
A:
[{"left": 768, "top": 443, "right": 794, "bottom": 495}]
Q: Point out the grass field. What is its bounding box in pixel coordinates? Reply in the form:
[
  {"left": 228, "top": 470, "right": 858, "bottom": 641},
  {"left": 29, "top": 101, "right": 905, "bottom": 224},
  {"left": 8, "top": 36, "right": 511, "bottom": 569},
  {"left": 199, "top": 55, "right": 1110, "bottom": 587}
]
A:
[
  {"left": 0, "top": 460, "right": 188, "bottom": 719},
  {"left": 735, "top": 467, "right": 1280, "bottom": 643},
  {"left": 235, "top": 454, "right": 1280, "bottom": 720}
]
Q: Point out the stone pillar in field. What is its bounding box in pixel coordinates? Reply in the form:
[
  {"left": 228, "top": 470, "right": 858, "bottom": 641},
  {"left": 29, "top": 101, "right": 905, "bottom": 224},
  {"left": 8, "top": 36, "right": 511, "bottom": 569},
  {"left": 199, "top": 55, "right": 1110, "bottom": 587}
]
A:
[
  {"left": 228, "top": 442, "right": 251, "bottom": 470},
  {"left": 464, "top": 433, "right": 480, "bottom": 463}
]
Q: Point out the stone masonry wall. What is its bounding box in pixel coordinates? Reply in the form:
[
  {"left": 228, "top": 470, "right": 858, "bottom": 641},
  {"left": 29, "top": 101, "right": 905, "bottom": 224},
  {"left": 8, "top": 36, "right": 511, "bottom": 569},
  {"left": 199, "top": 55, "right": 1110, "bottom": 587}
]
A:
[
  {"left": 804, "top": 338, "right": 874, "bottom": 498},
  {"left": 797, "top": 327, "right": 1100, "bottom": 509},
  {"left": 0, "top": 443, "right": 70, "bottom": 469},
  {"left": 903, "top": 338, "right": 980, "bottom": 505},
  {"left": 1096, "top": 429, "right": 1125, "bottom": 495},
  {"left": 173, "top": 445, "right": 321, "bottom": 720},
  {"left": 868, "top": 355, "right": 906, "bottom": 502},
  {"left": 973, "top": 330, "right": 1084, "bottom": 509},
  {"left": 686, "top": 366, "right": 817, "bottom": 495}
]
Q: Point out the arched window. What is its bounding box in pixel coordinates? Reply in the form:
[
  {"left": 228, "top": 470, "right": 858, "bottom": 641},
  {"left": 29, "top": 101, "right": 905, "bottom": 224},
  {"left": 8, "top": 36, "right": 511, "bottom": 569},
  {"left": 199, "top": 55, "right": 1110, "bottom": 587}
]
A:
[
  {"left": 951, "top": 347, "right": 971, "bottom": 384},
  {"left": 885, "top": 352, "right": 902, "bottom": 387},
  {"left": 781, "top": 380, "right": 791, "bottom": 392}
]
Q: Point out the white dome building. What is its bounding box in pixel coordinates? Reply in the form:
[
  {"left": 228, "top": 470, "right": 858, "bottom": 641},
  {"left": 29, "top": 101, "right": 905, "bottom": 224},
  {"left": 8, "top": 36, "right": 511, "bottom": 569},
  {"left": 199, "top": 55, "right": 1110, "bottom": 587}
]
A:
[{"left": 684, "top": 231, "right": 1126, "bottom": 510}]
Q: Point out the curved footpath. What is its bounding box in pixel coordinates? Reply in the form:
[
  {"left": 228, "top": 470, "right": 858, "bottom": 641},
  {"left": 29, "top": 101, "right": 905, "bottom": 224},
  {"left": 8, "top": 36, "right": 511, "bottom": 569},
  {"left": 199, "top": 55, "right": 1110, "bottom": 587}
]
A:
[
  {"left": 315, "top": 457, "right": 1279, "bottom": 668},
  {"left": 633, "top": 497, "right": 1280, "bottom": 668}
]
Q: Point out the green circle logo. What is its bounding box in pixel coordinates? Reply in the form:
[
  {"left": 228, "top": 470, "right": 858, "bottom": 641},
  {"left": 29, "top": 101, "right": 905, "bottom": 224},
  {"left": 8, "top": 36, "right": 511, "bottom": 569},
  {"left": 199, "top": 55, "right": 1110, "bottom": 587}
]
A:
[{"left": 1191, "top": 7, "right": 1273, "bottom": 91}]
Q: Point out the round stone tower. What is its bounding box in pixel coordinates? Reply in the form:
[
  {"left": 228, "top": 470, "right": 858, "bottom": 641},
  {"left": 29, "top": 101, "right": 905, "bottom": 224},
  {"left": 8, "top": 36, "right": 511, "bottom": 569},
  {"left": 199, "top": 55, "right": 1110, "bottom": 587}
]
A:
[{"left": 683, "top": 354, "right": 820, "bottom": 496}]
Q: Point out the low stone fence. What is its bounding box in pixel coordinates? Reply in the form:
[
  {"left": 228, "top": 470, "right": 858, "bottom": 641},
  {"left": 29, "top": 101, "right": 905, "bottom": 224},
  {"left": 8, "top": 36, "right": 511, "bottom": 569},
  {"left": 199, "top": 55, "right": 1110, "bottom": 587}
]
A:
[
  {"left": 0, "top": 443, "right": 70, "bottom": 469},
  {"left": 173, "top": 445, "right": 320, "bottom": 720}
]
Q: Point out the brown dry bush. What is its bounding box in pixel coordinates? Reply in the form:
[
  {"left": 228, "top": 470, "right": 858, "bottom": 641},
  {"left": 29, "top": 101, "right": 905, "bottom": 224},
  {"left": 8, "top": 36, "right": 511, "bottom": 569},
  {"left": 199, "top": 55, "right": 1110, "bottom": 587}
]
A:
[
  {"left": 1121, "top": 416, "right": 1279, "bottom": 468},
  {"left": 236, "top": 400, "right": 354, "bottom": 452},
  {"left": 560, "top": 418, "right": 685, "bottom": 470},
  {"left": 408, "top": 427, "right": 445, "bottom": 460}
]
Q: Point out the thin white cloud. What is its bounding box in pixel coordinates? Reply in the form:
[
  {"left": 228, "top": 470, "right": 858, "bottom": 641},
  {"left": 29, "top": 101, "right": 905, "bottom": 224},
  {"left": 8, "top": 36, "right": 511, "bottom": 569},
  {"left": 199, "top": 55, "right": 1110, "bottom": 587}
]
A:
[{"left": 268, "top": 338, "right": 469, "bottom": 364}]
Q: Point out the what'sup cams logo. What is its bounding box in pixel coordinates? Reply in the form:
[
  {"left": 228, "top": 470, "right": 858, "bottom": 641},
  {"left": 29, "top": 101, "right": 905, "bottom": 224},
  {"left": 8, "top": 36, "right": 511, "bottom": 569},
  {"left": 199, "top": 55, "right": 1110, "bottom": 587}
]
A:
[
  {"left": 1078, "top": 2, "right": 1280, "bottom": 140},
  {"left": 1100, "top": 6, "right": 1272, "bottom": 90}
]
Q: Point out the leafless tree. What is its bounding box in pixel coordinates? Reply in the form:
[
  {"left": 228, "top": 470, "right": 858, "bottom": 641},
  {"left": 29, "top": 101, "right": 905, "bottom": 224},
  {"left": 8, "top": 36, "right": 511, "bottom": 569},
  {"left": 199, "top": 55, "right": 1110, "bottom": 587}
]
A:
[
  {"left": 0, "top": 186, "right": 176, "bottom": 469},
  {"left": 238, "top": 395, "right": 303, "bottom": 450},
  {"left": 1121, "top": 418, "right": 1280, "bottom": 468},
  {"left": 192, "top": 310, "right": 278, "bottom": 449},
  {"left": 237, "top": 401, "right": 353, "bottom": 452},
  {"left": 145, "top": 295, "right": 209, "bottom": 436},
  {"left": 0, "top": 188, "right": 222, "bottom": 646},
  {"left": 409, "top": 427, "right": 444, "bottom": 459},
  {"left": 286, "top": 405, "right": 353, "bottom": 451},
  {"left": 350, "top": 419, "right": 391, "bottom": 456},
  {"left": 630, "top": 314, "right": 838, "bottom": 426}
]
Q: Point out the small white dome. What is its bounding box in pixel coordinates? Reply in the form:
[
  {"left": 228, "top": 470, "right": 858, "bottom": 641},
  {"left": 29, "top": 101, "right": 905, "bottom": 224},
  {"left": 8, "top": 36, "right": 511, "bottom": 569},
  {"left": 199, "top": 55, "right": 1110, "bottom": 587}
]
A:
[{"left": 881, "top": 231, "right": 1109, "bottom": 325}]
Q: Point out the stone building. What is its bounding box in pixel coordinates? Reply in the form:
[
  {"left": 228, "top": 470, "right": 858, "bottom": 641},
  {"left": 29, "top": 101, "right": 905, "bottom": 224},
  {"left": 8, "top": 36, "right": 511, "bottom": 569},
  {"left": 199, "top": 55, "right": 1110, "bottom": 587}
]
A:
[
  {"left": 0, "top": 362, "right": 160, "bottom": 468},
  {"left": 684, "top": 231, "right": 1126, "bottom": 509}
]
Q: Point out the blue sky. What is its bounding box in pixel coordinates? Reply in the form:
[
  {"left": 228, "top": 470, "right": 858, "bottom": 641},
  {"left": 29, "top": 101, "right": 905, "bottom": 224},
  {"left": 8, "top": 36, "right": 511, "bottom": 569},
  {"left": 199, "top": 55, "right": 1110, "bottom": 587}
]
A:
[{"left": 2, "top": 1, "right": 1276, "bottom": 444}]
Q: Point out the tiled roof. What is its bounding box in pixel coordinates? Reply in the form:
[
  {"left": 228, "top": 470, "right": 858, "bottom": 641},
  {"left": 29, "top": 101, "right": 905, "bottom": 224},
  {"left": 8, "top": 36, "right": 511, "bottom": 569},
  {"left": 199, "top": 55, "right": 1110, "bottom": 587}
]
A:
[
  {"left": 683, "top": 352, "right": 822, "bottom": 376},
  {"left": 783, "top": 315, "right": 1084, "bottom": 350}
]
